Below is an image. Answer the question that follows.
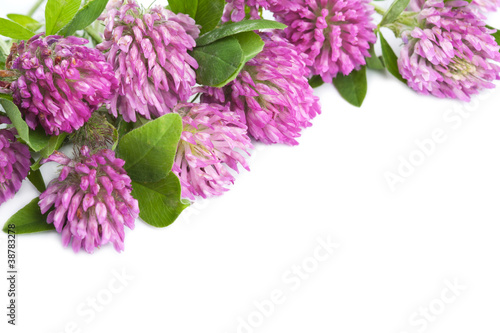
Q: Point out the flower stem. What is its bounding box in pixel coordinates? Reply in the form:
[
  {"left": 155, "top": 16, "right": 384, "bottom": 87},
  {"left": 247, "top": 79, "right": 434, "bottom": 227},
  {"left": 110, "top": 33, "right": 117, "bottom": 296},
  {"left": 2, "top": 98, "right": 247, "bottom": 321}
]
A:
[
  {"left": 371, "top": 3, "right": 387, "bottom": 16},
  {"left": 27, "top": 0, "right": 46, "bottom": 17},
  {"left": 189, "top": 93, "right": 200, "bottom": 103},
  {"left": 84, "top": 27, "right": 103, "bottom": 44}
]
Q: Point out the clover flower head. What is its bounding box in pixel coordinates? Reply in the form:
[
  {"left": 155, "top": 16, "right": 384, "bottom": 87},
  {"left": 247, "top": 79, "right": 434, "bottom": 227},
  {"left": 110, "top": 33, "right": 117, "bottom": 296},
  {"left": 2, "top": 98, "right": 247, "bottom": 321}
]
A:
[
  {"left": 399, "top": 0, "right": 500, "bottom": 101},
  {"left": 0, "top": 117, "right": 30, "bottom": 206},
  {"left": 173, "top": 102, "right": 252, "bottom": 200},
  {"left": 98, "top": 0, "right": 200, "bottom": 122},
  {"left": 5, "top": 34, "right": 118, "bottom": 135},
  {"left": 39, "top": 147, "right": 139, "bottom": 253}
]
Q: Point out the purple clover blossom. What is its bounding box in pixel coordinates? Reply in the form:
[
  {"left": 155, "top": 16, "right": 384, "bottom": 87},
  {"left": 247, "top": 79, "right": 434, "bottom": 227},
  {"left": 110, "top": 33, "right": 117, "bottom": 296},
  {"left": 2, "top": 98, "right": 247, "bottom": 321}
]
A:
[
  {"left": 98, "top": 0, "right": 200, "bottom": 122},
  {"left": 5, "top": 34, "right": 118, "bottom": 136},
  {"left": 172, "top": 102, "right": 252, "bottom": 200},
  {"left": 410, "top": 0, "right": 500, "bottom": 13},
  {"left": 409, "top": 0, "right": 426, "bottom": 10},
  {"left": 0, "top": 117, "right": 30, "bottom": 206},
  {"left": 222, "top": 0, "right": 261, "bottom": 22},
  {"left": 39, "top": 147, "right": 139, "bottom": 253},
  {"left": 222, "top": 0, "right": 302, "bottom": 22},
  {"left": 398, "top": 0, "right": 500, "bottom": 101},
  {"left": 273, "top": 0, "right": 377, "bottom": 81},
  {"left": 200, "top": 33, "right": 320, "bottom": 146},
  {"left": 471, "top": 0, "right": 500, "bottom": 12}
]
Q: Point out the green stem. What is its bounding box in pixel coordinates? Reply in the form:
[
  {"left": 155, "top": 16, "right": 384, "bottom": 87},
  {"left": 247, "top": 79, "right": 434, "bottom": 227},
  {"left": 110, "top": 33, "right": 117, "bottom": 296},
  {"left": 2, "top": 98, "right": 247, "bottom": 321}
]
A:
[
  {"left": 371, "top": 3, "right": 387, "bottom": 16},
  {"left": 84, "top": 27, "right": 102, "bottom": 44},
  {"left": 27, "top": 0, "right": 46, "bottom": 17},
  {"left": 189, "top": 93, "right": 200, "bottom": 103}
]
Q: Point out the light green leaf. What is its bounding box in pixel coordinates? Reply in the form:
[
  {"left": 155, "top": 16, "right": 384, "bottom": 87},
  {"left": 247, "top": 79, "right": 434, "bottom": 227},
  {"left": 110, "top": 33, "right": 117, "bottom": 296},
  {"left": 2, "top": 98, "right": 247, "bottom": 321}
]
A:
[
  {"left": 23, "top": 127, "right": 51, "bottom": 152},
  {"left": 168, "top": 0, "right": 199, "bottom": 18},
  {"left": 222, "top": 31, "right": 264, "bottom": 84},
  {"left": 58, "top": 0, "right": 109, "bottom": 36},
  {"left": 196, "top": 19, "right": 286, "bottom": 47},
  {"left": 2, "top": 198, "right": 55, "bottom": 234},
  {"left": 196, "top": 0, "right": 225, "bottom": 34},
  {"left": 30, "top": 157, "right": 43, "bottom": 171},
  {"left": 117, "top": 114, "right": 183, "bottom": 183},
  {"left": 379, "top": 31, "right": 406, "bottom": 83},
  {"left": 191, "top": 36, "right": 243, "bottom": 87},
  {"left": 332, "top": 66, "right": 368, "bottom": 107},
  {"left": 6, "top": 14, "right": 42, "bottom": 31},
  {"left": 0, "top": 38, "right": 11, "bottom": 69},
  {"left": 0, "top": 98, "right": 51, "bottom": 152},
  {"left": 45, "top": 0, "right": 81, "bottom": 35},
  {"left": 0, "top": 94, "right": 13, "bottom": 101},
  {"left": 39, "top": 133, "right": 67, "bottom": 158},
  {"left": 379, "top": 0, "right": 411, "bottom": 27},
  {"left": 0, "top": 18, "right": 35, "bottom": 40},
  {"left": 132, "top": 173, "right": 190, "bottom": 228},
  {"left": 234, "top": 31, "right": 264, "bottom": 63}
]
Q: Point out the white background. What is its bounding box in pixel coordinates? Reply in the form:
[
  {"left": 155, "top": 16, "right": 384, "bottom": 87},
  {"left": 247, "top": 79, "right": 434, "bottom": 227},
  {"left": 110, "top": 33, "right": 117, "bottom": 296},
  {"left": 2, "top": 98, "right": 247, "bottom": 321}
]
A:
[{"left": 1, "top": 1, "right": 500, "bottom": 332}]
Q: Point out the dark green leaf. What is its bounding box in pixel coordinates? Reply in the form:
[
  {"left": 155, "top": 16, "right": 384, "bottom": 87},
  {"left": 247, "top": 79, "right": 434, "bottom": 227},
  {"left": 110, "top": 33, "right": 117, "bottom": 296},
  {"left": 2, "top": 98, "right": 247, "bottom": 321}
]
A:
[
  {"left": 379, "top": 31, "right": 406, "bottom": 83},
  {"left": 486, "top": 25, "right": 500, "bottom": 47},
  {"left": 196, "top": 0, "right": 225, "bottom": 35},
  {"left": 0, "top": 98, "right": 51, "bottom": 151},
  {"left": 27, "top": 159, "right": 46, "bottom": 193},
  {"left": 366, "top": 44, "right": 385, "bottom": 70},
  {"left": 196, "top": 19, "right": 287, "bottom": 47},
  {"left": 117, "top": 114, "right": 183, "bottom": 183},
  {"left": 197, "top": 31, "right": 263, "bottom": 88},
  {"left": 132, "top": 173, "right": 190, "bottom": 228},
  {"left": 332, "top": 66, "right": 368, "bottom": 107},
  {"left": 134, "top": 115, "right": 151, "bottom": 128},
  {"left": 379, "top": 0, "right": 411, "bottom": 27},
  {"left": 45, "top": 0, "right": 81, "bottom": 35},
  {"left": 308, "top": 75, "right": 324, "bottom": 88},
  {"left": 58, "top": 0, "right": 109, "bottom": 36},
  {"left": 191, "top": 36, "right": 243, "bottom": 87},
  {"left": 0, "top": 18, "right": 35, "bottom": 40},
  {"left": 114, "top": 119, "right": 135, "bottom": 150},
  {"left": 117, "top": 119, "right": 134, "bottom": 138},
  {"left": 168, "top": 0, "right": 198, "bottom": 18},
  {"left": 2, "top": 198, "right": 55, "bottom": 234},
  {"left": 6, "top": 14, "right": 42, "bottom": 31}
]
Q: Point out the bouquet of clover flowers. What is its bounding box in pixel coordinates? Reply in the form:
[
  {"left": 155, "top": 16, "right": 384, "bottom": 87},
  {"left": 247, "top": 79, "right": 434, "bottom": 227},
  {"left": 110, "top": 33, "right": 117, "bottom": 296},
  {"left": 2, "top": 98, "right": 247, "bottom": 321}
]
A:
[{"left": 0, "top": 0, "right": 499, "bottom": 253}]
